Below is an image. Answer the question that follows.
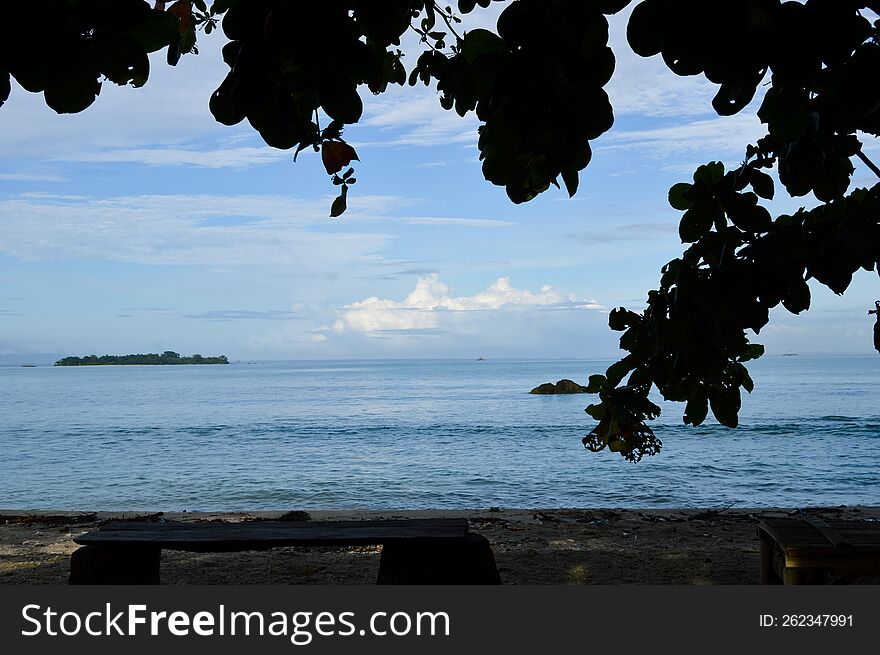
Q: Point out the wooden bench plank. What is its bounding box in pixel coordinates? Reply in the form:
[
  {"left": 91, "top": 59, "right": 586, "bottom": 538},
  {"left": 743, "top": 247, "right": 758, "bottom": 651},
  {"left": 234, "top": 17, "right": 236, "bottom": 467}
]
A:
[
  {"left": 70, "top": 518, "right": 502, "bottom": 585},
  {"left": 74, "top": 518, "right": 469, "bottom": 552},
  {"left": 757, "top": 518, "right": 880, "bottom": 584},
  {"left": 759, "top": 519, "right": 880, "bottom": 555},
  {"left": 801, "top": 515, "right": 852, "bottom": 547}
]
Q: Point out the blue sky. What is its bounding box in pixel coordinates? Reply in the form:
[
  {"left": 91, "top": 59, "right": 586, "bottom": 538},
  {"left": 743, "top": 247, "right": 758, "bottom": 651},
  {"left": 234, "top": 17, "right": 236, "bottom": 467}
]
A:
[{"left": 1, "top": 5, "right": 878, "bottom": 361}]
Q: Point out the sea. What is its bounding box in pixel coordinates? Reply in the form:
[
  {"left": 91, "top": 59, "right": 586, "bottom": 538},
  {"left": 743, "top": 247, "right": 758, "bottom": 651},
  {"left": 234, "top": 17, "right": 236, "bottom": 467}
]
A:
[{"left": 1, "top": 356, "right": 877, "bottom": 511}]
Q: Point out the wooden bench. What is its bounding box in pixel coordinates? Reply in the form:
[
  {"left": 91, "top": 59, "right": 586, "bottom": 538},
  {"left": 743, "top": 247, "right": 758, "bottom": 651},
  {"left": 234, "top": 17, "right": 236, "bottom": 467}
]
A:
[
  {"left": 758, "top": 517, "right": 880, "bottom": 584},
  {"left": 69, "top": 517, "right": 500, "bottom": 585}
]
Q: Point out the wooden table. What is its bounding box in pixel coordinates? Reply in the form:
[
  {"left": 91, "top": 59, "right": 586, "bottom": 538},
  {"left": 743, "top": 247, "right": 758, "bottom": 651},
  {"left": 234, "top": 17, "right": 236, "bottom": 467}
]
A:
[
  {"left": 757, "top": 517, "right": 880, "bottom": 584},
  {"left": 70, "top": 518, "right": 501, "bottom": 585}
]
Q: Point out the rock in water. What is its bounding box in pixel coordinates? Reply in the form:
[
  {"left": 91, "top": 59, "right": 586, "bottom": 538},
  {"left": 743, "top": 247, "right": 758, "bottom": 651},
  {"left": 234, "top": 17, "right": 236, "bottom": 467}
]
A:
[{"left": 529, "top": 379, "right": 588, "bottom": 394}]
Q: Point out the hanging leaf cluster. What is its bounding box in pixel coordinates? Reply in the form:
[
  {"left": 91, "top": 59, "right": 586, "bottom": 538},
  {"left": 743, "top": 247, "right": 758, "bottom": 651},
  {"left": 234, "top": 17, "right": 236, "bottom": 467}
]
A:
[
  {"left": 208, "top": 0, "right": 420, "bottom": 214},
  {"left": 410, "top": 0, "right": 628, "bottom": 202},
  {"left": 584, "top": 0, "right": 880, "bottom": 461}
]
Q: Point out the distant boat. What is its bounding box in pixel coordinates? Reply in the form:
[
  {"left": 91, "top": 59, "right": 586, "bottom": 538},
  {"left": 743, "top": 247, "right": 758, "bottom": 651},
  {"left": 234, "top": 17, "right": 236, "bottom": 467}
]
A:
[
  {"left": 20, "top": 363, "right": 36, "bottom": 368},
  {"left": 477, "top": 356, "right": 487, "bottom": 361}
]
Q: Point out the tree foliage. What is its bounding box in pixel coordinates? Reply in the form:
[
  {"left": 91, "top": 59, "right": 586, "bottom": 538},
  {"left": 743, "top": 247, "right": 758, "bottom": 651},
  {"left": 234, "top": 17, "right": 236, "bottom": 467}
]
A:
[
  {"left": 2, "top": 0, "right": 878, "bottom": 459},
  {"left": 55, "top": 352, "right": 229, "bottom": 365},
  {"left": 583, "top": 0, "right": 880, "bottom": 460}
]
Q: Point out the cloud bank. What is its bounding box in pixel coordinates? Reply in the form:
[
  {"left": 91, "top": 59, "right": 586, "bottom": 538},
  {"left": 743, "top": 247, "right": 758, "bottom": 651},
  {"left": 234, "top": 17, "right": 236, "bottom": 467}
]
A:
[{"left": 334, "top": 275, "right": 605, "bottom": 335}]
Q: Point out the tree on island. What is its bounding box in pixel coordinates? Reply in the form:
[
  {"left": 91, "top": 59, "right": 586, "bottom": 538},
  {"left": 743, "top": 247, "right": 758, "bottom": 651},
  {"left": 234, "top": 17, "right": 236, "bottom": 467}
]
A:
[
  {"left": 55, "top": 352, "right": 229, "bottom": 365},
  {"left": 3, "top": 0, "right": 878, "bottom": 459}
]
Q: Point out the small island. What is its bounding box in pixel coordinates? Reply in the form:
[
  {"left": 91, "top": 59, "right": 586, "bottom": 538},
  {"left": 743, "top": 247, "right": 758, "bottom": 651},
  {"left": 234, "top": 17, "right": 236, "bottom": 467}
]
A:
[{"left": 54, "top": 351, "right": 229, "bottom": 366}]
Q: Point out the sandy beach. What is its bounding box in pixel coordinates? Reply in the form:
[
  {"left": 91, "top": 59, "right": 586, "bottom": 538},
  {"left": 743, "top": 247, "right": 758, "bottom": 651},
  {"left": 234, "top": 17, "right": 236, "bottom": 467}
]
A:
[{"left": 2, "top": 506, "right": 878, "bottom": 584}]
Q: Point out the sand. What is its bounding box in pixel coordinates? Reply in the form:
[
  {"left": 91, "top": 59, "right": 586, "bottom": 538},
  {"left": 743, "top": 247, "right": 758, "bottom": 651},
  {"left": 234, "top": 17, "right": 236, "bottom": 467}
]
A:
[{"left": 2, "top": 506, "right": 878, "bottom": 584}]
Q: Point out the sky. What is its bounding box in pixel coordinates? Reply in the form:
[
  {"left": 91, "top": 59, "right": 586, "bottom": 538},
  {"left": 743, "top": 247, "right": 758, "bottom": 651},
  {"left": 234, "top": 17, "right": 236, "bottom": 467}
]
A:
[{"left": 1, "top": 4, "right": 878, "bottom": 362}]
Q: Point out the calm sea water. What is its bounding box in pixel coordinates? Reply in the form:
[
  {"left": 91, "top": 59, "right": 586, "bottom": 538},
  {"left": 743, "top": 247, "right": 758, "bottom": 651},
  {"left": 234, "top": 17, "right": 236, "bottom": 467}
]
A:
[{"left": 1, "top": 356, "right": 877, "bottom": 510}]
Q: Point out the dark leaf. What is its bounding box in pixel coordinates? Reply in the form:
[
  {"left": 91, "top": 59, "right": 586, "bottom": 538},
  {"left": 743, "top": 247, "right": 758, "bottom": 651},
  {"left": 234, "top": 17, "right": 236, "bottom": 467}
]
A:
[
  {"left": 606, "top": 358, "right": 634, "bottom": 387},
  {"left": 668, "top": 182, "right": 694, "bottom": 210},
  {"left": 737, "top": 364, "right": 754, "bottom": 393},
  {"left": 166, "top": 41, "right": 182, "bottom": 66},
  {"left": 739, "top": 343, "right": 764, "bottom": 362},
  {"left": 626, "top": 0, "right": 664, "bottom": 57},
  {"left": 608, "top": 307, "right": 640, "bottom": 331},
  {"left": 711, "top": 68, "right": 764, "bottom": 117},
  {"left": 709, "top": 387, "right": 740, "bottom": 428},
  {"left": 321, "top": 120, "right": 344, "bottom": 141},
  {"left": 330, "top": 185, "right": 348, "bottom": 218},
  {"left": 585, "top": 403, "right": 606, "bottom": 420},
  {"left": 749, "top": 169, "right": 775, "bottom": 200},
  {"left": 460, "top": 28, "right": 507, "bottom": 64},
  {"left": 168, "top": 0, "right": 194, "bottom": 34},
  {"left": 320, "top": 84, "right": 363, "bottom": 124},
  {"left": 725, "top": 193, "right": 772, "bottom": 232},
  {"left": 585, "top": 374, "right": 609, "bottom": 394},
  {"left": 209, "top": 75, "right": 246, "bottom": 126},
  {"left": 44, "top": 75, "right": 101, "bottom": 114},
  {"left": 781, "top": 277, "right": 811, "bottom": 314},
  {"left": 321, "top": 142, "right": 359, "bottom": 175},
  {"left": 660, "top": 259, "right": 681, "bottom": 287},
  {"left": 683, "top": 388, "right": 708, "bottom": 426},
  {"left": 692, "top": 162, "right": 725, "bottom": 187},
  {"left": 679, "top": 205, "right": 713, "bottom": 243},
  {"left": 560, "top": 168, "right": 579, "bottom": 197}
]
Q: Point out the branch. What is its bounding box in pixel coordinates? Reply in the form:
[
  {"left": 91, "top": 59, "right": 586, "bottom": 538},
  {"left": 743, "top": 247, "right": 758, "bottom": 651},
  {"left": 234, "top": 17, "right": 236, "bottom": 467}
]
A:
[
  {"left": 856, "top": 148, "right": 880, "bottom": 179},
  {"left": 432, "top": 2, "right": 464, "bottom": 43}
]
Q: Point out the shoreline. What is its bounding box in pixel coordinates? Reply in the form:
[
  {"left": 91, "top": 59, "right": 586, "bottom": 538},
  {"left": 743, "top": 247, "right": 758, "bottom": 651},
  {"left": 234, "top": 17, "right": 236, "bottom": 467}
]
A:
[
  {"left": 2, "top": 505, "right": 876, "bottom": 519},
  {"left": 3, "top": 506, "right": 878, "bottom": 585}
]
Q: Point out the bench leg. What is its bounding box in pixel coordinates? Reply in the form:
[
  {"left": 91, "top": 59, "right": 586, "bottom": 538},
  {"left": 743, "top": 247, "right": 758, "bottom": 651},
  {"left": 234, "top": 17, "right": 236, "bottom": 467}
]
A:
[
  {"left": 759, "top": 533, "right": 781, "bottom": 584},
  {"left": 69, "top": 545, "right": 161, "bottom": 584},
  {"left": 377, "top": 533, "right": 501, "bottom": 584}
]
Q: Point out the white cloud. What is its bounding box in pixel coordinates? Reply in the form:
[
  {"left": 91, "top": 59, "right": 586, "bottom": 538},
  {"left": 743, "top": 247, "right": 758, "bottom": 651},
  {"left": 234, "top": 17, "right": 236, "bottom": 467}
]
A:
[
  {"left": 0, "top": 192, "right": 513, "bottom": 275},
  {"left": 571, "top": 222, "right": 676, "bottom": 244},
  {"left": 360, "top": 88, "right": 478, "bottom": 148},
  {"left": 600, "top": 112, "right": 765, "bottom": 159},
  {"left": 67, "top": 146, "right": 287, "bottom": 168},
  {"left": 334, "top": 274, "right": 605, "bottom": 335},
  {"left": 0, "top": 172, "right": 65, "bottom": 182},
  {"left": 390, "top": 215, "right": 512, "bottom": 227},
  {"left": 0, "top": 193, "right": 391, "bottom": 270}
]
